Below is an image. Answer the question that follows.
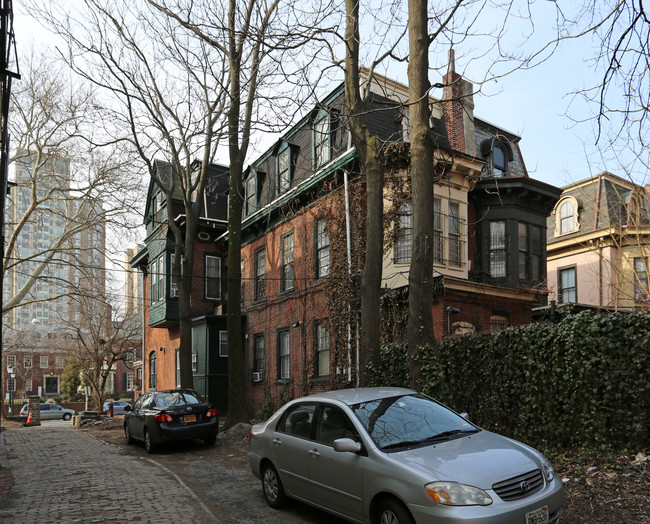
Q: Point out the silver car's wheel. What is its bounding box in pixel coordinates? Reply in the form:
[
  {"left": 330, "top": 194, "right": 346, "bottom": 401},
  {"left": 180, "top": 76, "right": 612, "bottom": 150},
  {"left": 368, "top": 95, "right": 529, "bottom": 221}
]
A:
[
  {"left": 378, "top": 499, "right": 414, "bottom": 524},
  {"left": 63, "top": 413, "right": 72, "bottom": 421},
  {"left": 262, "top": 463, "right": 287, "bottom": 508}
]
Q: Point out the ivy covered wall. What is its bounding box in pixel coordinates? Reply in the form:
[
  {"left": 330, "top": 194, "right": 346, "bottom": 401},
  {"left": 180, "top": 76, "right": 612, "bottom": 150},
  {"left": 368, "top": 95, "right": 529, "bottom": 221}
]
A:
[{"left": 371, "top": 310, "right": 650, "bottom": 450}]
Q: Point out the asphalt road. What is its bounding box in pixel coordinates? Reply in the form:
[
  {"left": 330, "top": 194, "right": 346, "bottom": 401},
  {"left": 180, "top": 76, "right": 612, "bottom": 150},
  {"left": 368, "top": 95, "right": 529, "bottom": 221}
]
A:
[{"left": 0, "top": 422, "right": 347, "bottom": 524}]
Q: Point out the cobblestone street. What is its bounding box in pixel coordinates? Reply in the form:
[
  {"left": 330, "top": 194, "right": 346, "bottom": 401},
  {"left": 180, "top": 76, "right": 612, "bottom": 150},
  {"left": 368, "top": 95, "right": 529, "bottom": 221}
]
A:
[
  {"left": 0, "top": 425, "right": 217, "bottom": 523},
  {"left": 0, "top": 422, "right": 344, "bottom": 524}
]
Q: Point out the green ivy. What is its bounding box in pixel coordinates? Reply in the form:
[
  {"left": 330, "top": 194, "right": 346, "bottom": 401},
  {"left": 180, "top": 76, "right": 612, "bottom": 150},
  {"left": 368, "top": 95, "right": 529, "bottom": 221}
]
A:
[{"left": 375, "top": 311, "right": 650, "bottom": 450}]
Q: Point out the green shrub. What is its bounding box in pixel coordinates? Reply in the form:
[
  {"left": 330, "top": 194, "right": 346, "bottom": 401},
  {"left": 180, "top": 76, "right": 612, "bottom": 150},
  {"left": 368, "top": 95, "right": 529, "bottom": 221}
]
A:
[{"left": 375, "top": 311, "right": 650, "bottom": 450}]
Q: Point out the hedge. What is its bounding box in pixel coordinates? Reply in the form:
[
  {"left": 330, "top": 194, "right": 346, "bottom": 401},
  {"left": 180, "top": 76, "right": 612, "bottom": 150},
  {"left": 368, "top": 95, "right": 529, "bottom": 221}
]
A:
[{"left": 371, "top": 311, "right": 650, "bottom": 450}]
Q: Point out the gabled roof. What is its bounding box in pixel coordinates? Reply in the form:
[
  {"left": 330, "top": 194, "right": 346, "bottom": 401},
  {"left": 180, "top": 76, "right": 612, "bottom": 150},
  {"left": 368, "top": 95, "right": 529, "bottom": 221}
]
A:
[{"left": 143, "top": 159, "right": 229, "bottom": 225}]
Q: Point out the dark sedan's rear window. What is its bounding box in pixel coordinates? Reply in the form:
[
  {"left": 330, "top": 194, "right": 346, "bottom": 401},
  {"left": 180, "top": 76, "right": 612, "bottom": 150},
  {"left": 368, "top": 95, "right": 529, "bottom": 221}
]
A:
[{"left": 154, "top": 391, "right": 204, "bottom": 408}]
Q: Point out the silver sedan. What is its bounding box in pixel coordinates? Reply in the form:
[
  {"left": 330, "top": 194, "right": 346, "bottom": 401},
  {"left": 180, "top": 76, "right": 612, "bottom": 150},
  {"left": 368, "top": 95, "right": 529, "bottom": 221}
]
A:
[{"left": 249, "top": 387, "right": 564, "bottom": 524}]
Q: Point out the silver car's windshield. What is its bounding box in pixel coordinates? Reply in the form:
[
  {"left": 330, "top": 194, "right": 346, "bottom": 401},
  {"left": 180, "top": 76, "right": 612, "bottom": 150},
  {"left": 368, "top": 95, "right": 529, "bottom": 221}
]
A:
[{"left": 351, "top": 394, "right": 478, "bottom": 450}]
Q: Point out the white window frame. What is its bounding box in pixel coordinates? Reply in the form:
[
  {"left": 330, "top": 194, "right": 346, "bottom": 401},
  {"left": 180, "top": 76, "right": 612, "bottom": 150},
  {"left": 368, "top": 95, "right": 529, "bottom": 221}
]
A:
[
  {"left": 315, "top": 219, "right": 330, "bottom": 278},
  {"left": 219, "top": 330, "right": 228, "bottom": 357}
]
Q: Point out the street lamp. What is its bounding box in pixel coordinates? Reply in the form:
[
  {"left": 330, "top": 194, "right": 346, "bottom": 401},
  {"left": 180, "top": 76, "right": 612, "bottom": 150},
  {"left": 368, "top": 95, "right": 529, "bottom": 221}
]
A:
[{"left": 7, "top": 365, "right": 15, "bottom": 416}]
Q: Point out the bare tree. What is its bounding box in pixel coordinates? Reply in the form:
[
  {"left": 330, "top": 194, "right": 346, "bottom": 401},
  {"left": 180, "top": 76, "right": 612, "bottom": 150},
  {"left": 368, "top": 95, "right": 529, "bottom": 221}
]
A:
[
  {"left": 147, "top": 0, "right": 331, "bottom": 424},
  {"left": 4, "top": 51, "right": 141, "bottom": 320},
  {"left": 26, "top": 0, "right": 233, "bottom": 390},
  {"left": 61, "top": 297, "right": 141, "bottom": 412}
]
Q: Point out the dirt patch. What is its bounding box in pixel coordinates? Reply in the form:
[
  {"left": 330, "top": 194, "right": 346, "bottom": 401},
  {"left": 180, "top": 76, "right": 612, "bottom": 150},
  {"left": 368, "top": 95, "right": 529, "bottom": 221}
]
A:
[{"left": 555, "top": 450, "right": 650, "bottom": 523}]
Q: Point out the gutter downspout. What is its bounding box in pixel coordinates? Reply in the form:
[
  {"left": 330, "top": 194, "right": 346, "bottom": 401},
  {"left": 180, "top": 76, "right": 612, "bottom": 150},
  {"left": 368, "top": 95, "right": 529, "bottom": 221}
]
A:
[
  {"left": 594, "top": 174, "right": 603, "bottom": 308},
  {"left": 344, "top": 130, "right": 357, "bottom": 386}
]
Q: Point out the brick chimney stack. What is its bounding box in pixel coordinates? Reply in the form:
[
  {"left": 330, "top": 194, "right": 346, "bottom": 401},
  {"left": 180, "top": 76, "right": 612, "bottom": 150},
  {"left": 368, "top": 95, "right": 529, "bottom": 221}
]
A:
[{"left": 443, "top": 49, "right": 466, "bottom": 154}]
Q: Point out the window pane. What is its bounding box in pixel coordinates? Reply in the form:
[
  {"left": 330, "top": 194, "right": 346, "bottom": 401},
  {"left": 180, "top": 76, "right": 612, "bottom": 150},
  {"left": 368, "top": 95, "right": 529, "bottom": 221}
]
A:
[
  {"left": 255, "top": 248, "right": 266, "bottom": 299},
  {"left": 219, "top": 331, "right": 228, "bottom": 357},
  {"left": 560, "top": 201, "right": 574, "bottom": 234},
  {"left": 254, "top": 335, "right": 265, "bottom": 372},
  {"left": 518, "top": 223, "right": 528, "bottom": 280},
  {"left": 316, "top": 323, "right": 330, "bottom": 377},
  {"left": 559, "top": 268, "right": 577, "bottom": 303},
  {"left": 315, "top": 115, "right": 330, "bottom": 167},
  {"left": 489, "top": 221, "right": 506, "bottom": 278},
  {"left": 433, "top": 198, "right": 443, "bottom": 264},
  {"left": 395, "top": 202, "right": 412, "bottom": 263},
  {"left": 448, "top": 203, "right": 461, "bottom": 267},
  {"left": 281, "top": 234, "right": 294, "bottom": 291},
  {"left": 316, "top": 219, "right": 330, "bottom": 278},
  {"left": 205, "top": 256, "right": 221, "bottom": 299},
  {"left": 279, "top": 331, "right": 290, "bottom": 379},
  {"left": 493, "top": 146, "right": 506, "bottom": 175},
  {"left": 278, "top": 149, "right": 290, "bottom": 191}
]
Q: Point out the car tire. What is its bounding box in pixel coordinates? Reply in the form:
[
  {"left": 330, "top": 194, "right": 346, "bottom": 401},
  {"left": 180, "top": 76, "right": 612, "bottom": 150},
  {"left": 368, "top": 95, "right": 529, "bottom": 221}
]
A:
[
  {"left": 63, "top": 413, "right": 72, "bottom": 421},
  {"left": 377, "top": 498, "right": 414, "bottom": 524},
  {"left": 144, "top": 428, "right": 156, "bottom": 454},
  {"left": 125, "top": 424, "right": 134, "bottom": 445},
  {"left": 261, "top": 463, "right": 287, "bottom": 508},
  {"left": 204, "top": 435, "right": 217, "bottom": 446}
]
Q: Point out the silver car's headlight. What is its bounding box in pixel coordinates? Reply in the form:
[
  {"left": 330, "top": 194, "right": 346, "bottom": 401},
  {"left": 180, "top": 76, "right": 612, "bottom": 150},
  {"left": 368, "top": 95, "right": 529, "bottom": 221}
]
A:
[
  {"left": 425, "top": 481, "right": 493, "bottom": 506},
  {"left": 542, "top": 456, "right": 555, "bottom": 482}
]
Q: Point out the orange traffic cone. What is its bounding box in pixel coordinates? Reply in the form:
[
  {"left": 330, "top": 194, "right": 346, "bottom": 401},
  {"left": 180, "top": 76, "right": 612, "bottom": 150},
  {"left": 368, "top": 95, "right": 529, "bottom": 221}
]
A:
[{"left": 26, "top": 410, "right": 33, "bottom": 424}]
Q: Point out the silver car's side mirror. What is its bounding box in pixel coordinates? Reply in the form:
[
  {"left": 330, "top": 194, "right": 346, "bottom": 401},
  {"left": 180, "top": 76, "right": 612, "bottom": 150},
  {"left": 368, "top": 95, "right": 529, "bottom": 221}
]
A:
[
  {"left": 333, "top": 438, "right": 362, "bottom": 454},
  {"left": 460, "top": 412, "right": 470, "bottom": 421}
]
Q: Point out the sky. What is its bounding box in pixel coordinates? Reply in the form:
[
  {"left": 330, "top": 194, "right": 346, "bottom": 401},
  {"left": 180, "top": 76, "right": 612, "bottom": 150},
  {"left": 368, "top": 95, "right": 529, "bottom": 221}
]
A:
[{"left": 12, "top": 1, "right": 639, "bottom": 193}]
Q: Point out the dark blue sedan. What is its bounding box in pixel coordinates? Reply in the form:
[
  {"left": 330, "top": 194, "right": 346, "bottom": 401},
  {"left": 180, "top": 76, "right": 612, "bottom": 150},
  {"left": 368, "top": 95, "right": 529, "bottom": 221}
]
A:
[{"left": 124, "top": 389, "right": 218, "bottom": 453}]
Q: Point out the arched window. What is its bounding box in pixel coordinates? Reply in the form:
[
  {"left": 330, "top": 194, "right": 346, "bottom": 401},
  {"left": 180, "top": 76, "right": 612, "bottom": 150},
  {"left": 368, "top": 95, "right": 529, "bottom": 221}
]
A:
[
  {"left": 559, "top": 201, "right": 574, "bottom": 233},
  {"left": 493, "top": 145, "right": 506, "bottom": 176},
  {"left": 554, "top": 197, "right": 580, "bottom": 236},
  {"left": 148, "top": 351, "right": 157, "bottom": 390}
]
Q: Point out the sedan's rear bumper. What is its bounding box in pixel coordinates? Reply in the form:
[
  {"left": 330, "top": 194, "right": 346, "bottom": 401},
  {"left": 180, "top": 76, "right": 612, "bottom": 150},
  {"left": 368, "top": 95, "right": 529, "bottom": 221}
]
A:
[{"left": 152, "top": 418, "right": 219, "bottom": 443}]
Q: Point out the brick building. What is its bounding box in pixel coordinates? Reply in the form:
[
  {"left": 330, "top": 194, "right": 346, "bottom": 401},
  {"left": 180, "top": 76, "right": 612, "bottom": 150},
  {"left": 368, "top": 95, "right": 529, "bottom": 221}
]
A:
[
  {"left": 239, "top": 65, "right": 561, "bottom": 412},
  {"left": 134, "top": 64, "right": 561, "bottom": 416},
  {"left": 131, "top": 160, "right": 230, "bottom": 413}
]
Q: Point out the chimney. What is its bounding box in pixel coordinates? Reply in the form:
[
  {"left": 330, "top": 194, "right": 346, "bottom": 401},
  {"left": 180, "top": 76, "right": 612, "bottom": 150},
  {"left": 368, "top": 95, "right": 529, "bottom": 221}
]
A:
[{"left": 442, "top": 49, "right": 475, "bottom": 156}]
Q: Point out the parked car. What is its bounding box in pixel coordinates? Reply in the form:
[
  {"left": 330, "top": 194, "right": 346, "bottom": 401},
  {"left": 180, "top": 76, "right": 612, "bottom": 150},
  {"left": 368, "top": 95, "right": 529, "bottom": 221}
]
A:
[
  {"left": 20, "top": 403, "right": 76, "bottom": 421},
  {"left": 249, "top": 387, "right": 564, "bottom": 524},
  {"left": 123, "top": 389, "right": 218, "bottom": 453},
  {"left": 102, "top": 400, "right": 131, "bottom": 415}
]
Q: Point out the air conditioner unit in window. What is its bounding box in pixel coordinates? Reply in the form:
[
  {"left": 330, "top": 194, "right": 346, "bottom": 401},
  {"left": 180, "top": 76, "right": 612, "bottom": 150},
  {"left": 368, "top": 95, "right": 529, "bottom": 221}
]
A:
[{"left": 252, "top": 371, "right": 263, "bottom": 383}]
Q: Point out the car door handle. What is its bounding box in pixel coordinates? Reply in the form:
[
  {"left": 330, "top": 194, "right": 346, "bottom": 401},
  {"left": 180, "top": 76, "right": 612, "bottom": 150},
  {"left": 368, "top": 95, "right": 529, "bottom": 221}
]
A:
[
  {"left": 272, "top": 438, "right": 282, "bottom": 446},
  {"left": 308, "top": 449, "right": 320, "bottom": 458}
]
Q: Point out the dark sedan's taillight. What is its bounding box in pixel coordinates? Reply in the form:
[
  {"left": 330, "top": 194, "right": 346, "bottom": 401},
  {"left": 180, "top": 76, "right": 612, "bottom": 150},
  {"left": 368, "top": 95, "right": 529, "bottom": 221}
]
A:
[
  {"left": 155, "top": 413, "right": 174, "bottom": 423},
  {"left": 205, "top": 408, "right": 218, "bottom": 418}
]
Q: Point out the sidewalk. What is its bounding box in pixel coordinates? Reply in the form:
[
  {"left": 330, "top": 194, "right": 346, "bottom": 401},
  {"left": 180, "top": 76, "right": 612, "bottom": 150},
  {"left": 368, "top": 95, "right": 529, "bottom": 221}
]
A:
[{"left": 0, "top": 425, "right": 217, "bottom": 523}]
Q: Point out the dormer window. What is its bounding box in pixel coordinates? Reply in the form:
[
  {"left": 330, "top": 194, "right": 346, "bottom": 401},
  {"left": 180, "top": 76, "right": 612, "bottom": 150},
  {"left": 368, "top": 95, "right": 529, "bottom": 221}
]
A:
[
  {"left": 480, "top": 138, "right": 513, "bottom": 178},
  {"left": 278, "top": 147, "right": 291, "bottom": 192},
  {"left": 554, "top": 196, "right": 580, "bottom": 236},
  {"left": 244, "top": 171, "right": 257, "bottom": 217},
  {"left": 559, "top": 201, "right": 574, "bottom": 233},
  {"left": 314, "top": 112, "right": 331, "bottom": 168},
  {"left": 493, "top": 145, "right": 506, "bottom": 176},
  {"left": 398, "top": 110, "right": 410, "bottom": 142}
]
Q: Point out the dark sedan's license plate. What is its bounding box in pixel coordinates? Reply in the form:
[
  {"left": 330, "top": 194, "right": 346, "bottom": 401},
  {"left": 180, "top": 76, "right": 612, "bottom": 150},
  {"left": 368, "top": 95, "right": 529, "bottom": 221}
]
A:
[{"left": 183, "top": 414, "right": 196, "bottom": 423}]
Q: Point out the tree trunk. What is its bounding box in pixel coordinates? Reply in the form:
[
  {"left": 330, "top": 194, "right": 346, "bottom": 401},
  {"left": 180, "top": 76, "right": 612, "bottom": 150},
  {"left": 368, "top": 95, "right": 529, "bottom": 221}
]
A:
[
  {"left": 344, "top": 0, "right": 383, "bottom": 386},
  {"left": 178, "top": 245, "right": 194, "bottom": 388},
  {"left": 226, "top": 161, "right": 247, "bottom": 425},
  {"left": 407, "top": 0, "right": 435, "bottom": 388}
]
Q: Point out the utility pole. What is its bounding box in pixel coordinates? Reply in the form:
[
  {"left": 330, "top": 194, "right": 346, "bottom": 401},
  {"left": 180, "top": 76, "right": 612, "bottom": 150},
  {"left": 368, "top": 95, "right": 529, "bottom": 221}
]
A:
[{"left": 0, "top": 0, "right": 20, "bottom": 419}]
